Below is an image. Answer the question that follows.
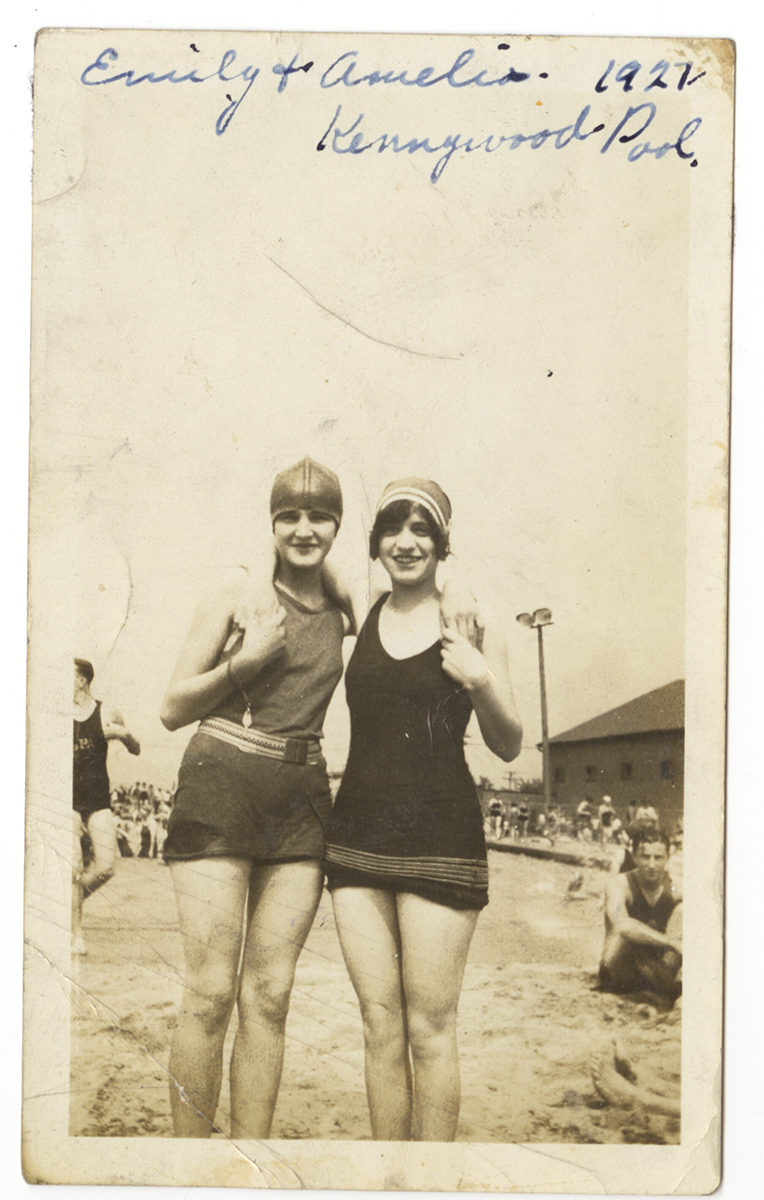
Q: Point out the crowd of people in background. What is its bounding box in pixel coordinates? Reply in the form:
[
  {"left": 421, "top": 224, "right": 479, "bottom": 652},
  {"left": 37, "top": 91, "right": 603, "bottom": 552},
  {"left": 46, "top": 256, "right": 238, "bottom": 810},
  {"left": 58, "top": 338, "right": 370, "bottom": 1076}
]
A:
[
  {"left": 482, "top": 791, "right": 683, "bottom": 853},
  {"left": 110, "top": 782, "right": 175, "bottom": 860},
  {"left": 101, "top": 785, "right": 684, "bottom": 863}
]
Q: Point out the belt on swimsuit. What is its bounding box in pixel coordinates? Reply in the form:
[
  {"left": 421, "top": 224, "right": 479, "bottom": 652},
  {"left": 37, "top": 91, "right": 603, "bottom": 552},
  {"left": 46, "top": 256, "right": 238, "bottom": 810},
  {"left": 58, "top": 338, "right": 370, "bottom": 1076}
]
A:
[{"left": 199, "top": 718, "right": 323, "bottom": 765}]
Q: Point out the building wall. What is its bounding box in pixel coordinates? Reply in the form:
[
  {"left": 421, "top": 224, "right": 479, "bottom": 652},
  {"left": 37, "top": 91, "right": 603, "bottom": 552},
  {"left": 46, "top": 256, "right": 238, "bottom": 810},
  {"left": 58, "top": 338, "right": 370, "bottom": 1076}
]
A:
[{"left": 547, "top": 730, "right": 684, "bottom": 821}]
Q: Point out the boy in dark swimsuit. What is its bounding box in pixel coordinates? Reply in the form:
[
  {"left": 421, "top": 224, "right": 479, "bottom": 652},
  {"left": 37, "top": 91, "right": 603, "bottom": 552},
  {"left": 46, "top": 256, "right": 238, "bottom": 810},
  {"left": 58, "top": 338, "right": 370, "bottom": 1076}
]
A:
[
  {"left": 599, "top": 827, "right": 682, "bottom": 1004},
  {"left": 73, "top": 658, "right": 140, "bottom": 954}
]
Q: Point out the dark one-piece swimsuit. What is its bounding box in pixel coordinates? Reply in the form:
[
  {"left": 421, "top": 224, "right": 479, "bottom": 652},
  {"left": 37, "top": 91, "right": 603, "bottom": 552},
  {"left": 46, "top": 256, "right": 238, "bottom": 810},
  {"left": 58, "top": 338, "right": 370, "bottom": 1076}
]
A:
[{"left": 325, "top": 595, "right": 488, "bottom": 910}]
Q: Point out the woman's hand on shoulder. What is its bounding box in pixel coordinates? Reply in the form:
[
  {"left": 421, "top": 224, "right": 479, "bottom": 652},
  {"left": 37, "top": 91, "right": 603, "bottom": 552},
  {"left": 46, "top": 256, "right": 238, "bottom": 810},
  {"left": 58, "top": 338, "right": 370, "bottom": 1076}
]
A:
[
  {"left": 440, "top": 599, "right": 504, "bottom": 691},
  {"left": 439, "top": 577, "right": 485, "bottom": 649},
  {"left": 440, "top": 629, "right": 491, "bottom": 691},
  {"left": 443, "top": 605, "right": 523, "bottom": 762}
]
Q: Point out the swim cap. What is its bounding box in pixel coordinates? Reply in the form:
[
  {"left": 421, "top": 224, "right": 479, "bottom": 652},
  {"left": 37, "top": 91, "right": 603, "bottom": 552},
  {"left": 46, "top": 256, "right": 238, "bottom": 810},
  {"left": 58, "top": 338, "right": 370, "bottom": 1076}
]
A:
[
  {"left": 375, "top": 477, "right": 452, "bottom": 533},
  {"left": 270, "top": 457, "right": 343, "bottom": 528}
]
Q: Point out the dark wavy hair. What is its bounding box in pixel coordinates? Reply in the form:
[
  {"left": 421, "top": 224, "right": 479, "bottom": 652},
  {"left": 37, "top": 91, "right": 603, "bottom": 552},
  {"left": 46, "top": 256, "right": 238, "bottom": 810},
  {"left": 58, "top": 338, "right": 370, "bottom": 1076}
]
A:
[
  {"left": 369, "top": 500, "right": 450, "bottom": 562},
  {"left": 631, "top": 826, "right": 670, "bottom": 855}
]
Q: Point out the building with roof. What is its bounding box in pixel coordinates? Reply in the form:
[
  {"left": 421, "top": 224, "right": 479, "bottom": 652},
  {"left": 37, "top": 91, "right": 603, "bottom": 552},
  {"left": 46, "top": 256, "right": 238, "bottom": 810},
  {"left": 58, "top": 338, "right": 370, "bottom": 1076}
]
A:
[{"left": 546, "top": 680, "right": 684, "bottom": 820}]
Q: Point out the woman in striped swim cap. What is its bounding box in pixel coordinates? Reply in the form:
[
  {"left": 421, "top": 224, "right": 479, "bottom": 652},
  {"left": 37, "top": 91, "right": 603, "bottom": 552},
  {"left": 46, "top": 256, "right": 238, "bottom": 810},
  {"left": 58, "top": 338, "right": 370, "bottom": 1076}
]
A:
[{"left": 325, "top": 478, "right": 523, "bottom": 1141}]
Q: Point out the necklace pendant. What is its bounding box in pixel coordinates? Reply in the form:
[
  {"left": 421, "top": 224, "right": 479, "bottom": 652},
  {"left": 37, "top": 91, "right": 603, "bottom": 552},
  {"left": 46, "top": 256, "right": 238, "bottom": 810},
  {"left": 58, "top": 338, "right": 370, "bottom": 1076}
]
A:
[{"left": 242, "top": 706, "right": 252, "bottom": 729}]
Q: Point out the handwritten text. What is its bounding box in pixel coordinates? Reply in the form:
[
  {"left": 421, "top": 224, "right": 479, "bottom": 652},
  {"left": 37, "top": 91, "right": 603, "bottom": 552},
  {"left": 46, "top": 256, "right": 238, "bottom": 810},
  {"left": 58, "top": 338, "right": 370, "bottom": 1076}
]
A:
[{"left": 317, "top": 103, "right": 701, "bottom": 183}]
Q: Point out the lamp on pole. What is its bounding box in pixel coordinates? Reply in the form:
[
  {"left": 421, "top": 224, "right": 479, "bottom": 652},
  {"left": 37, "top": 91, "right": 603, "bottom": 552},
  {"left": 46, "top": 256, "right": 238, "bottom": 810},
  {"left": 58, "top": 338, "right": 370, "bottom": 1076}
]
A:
[{"left": 516, "top": 608, "right": 554, "bottom": 811}]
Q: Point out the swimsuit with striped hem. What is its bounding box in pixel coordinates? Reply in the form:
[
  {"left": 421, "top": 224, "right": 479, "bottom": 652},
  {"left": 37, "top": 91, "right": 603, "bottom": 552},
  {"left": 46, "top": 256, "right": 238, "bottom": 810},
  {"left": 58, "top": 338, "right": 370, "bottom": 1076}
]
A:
[{"left": 325, "top": 844, "right": 488, "bottom": 890}]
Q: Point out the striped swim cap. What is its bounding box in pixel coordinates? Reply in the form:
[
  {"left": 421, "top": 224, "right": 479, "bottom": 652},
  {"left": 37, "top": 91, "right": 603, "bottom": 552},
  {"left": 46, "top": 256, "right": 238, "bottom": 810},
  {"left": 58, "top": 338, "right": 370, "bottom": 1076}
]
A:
[{"left": 375, "top": 477, "right": 452, "bottom": 533}]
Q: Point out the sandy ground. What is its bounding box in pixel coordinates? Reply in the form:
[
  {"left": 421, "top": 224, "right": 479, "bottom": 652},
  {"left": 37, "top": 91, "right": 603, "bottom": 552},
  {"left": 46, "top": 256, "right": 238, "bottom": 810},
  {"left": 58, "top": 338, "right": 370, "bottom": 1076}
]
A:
[{"left": 69, "top": 848, "right": 681, "bottom": 1144}]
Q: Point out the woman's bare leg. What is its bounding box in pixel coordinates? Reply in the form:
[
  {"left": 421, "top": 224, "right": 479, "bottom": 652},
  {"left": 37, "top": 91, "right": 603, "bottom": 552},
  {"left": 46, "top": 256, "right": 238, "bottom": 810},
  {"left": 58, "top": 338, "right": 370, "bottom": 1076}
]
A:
[
  {"left": 230, "top": 860, "right": 323, "bottom": 1139},
  {"left": 169, "top": 857, "right": 251, "bottom": 1137},
  {"left": 397, "top": 893, "right": 479, "bottom": 1142},
  {"left": 331, "top": 887, "right": 412, "bottom": 1140}
]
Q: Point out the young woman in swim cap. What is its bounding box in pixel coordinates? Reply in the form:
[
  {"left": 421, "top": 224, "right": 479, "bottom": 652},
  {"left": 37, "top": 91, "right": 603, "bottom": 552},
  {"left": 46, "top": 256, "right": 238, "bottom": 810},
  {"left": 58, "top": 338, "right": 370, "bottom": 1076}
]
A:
[
  {"left": 324, "top": 478, "right": 522, "bottom": 1141},
  {"left": 161, "top": 457, "right": 348, "bottom": 1138}
]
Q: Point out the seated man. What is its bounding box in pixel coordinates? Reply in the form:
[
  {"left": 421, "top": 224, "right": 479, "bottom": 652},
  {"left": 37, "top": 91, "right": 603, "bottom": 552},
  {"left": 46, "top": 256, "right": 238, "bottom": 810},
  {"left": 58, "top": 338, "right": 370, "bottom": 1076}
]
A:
[{"left": 599, "top": 828, "right": 682, "bottom": 1004}]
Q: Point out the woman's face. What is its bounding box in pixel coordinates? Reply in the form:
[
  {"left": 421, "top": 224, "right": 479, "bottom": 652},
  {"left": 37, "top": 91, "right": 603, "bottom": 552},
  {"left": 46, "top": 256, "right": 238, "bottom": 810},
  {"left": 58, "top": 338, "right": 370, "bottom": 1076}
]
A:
[
  {"left": 273, "top": 508, "right": 337, "bottom": 570},
  {"left": 377, "top": 509, "right": 438, "bottom": 587}
]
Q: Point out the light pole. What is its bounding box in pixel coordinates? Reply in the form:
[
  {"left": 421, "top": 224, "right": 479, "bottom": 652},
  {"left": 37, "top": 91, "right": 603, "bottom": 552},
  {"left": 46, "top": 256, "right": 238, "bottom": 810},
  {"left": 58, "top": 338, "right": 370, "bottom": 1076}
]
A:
[{"left": 516, "top": 608, "right": 554, "bottom": 811}]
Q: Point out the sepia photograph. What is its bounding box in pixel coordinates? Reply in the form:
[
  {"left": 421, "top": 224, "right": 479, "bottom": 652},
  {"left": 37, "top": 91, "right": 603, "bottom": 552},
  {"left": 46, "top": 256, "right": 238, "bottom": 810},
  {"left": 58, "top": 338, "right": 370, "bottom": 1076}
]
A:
[{"left": 20, "top": 13, "right": 732, "bottom": 1193}]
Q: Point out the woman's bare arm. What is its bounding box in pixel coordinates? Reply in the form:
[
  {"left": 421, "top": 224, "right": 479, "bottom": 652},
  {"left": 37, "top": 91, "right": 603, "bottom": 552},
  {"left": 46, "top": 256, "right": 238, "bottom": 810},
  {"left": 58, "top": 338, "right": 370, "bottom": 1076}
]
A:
[
  {"left": 233, "top": 542, "right": 280, "bottom": 629},
  {"left": 438, "top": 566, "right": 485, "bottom": 649},
  {"left": 321, "top": 559, "right": 374, "bottom": 636},
  {"left": 440, "top": 612, "right": 522, "bottom": 761},
  {"left": 160, "top": 573, "right": 244, "bottom": 731}
]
